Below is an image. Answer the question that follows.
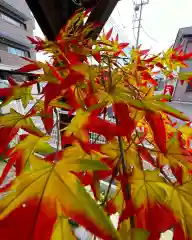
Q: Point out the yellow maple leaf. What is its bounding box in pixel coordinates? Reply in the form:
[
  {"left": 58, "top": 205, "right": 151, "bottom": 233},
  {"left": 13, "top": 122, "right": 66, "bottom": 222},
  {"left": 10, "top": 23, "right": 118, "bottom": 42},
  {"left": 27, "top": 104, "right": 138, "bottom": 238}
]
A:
[
  {"left": 129, "top": 168, "right": 167, "bottom": 207},
  {"left": 14, "top": 86, "right": 33, "bottom": 108},
  {"left": 160, "top": 175, "right": 192, "bottom": 239},
  {"left": 13, "top": 134, "right": 54, "bottom": 171},
  {"left": 64, "top": 109, "right": 90, "bottom": 141},
  {"left": 51, "top": 216, "right": 76, "bottom": 240},
  {"left": 51, "top": 200, "right": 76, "bottom": 240},
  {"left": 158, "top": 136, "right": 192, "bottom": 170},
  {"left": 101, "top": 141, "right": 142, "bottom": 169},
  {"left": 0, "top": 85, "right": 33, "bottom": 109},
  {"left": 0, "top": 109, "right": 44, "bottom": 137},
  {"left": 0, "top": 156, "right": 119, "bottom": 239},
  {"left": 179, "top": 125, "right": 192, "bottom": 140},
  {"left": 119, "top": 220, "right": 149, "bottom": 240}
]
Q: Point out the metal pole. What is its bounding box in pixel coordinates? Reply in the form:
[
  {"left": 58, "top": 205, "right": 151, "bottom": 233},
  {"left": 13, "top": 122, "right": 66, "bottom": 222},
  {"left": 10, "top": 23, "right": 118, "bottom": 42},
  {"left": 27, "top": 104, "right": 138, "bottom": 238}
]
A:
[{"left": 136, "top": 0, "right": 143, "bottom": 48}]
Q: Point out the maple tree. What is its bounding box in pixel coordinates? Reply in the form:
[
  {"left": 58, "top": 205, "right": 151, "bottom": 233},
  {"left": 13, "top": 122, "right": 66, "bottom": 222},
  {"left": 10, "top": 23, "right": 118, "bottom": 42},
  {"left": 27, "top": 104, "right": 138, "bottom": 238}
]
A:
[{"left": 0, "top": 9, "right": 192, "bottom": 240}]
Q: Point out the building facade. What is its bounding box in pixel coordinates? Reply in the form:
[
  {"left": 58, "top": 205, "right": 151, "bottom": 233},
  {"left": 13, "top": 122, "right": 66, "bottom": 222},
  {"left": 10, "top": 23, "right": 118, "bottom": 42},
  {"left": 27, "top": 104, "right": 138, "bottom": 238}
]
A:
[
  {"left": 170, "top": 26, "right": 192, "bottom": 120},
  {"left": 0, "top": 0, "right": 37, "bottom": 188},
  {"left": 0, "top": 0, "right": 35, "bottom": 73},
  {"left": 0, "top": 0, "right": 36, "bottom": 121}
]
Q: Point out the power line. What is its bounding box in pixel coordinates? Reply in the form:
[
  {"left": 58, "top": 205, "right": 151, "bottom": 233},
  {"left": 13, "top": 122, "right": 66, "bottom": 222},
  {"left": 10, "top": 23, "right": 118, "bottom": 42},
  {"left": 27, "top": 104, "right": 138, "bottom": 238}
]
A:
[
  {"left": 131, "top": 0, "right": 137, "bottom": 44},
  {"left": 141, "top": 25, "right": 175, "bottom": 45},
  {"left": 116, "top": 5, "right": 126, "bottom": 29},
  {"left": 141, "top": 25, "right": 158, "bottom": 42},
  {"left": 132, "top": 12, "right": 137, "bottom": 43},
  {"left": 132, "top": 1, "right": 174, "bottom": 48},
  {"left": 132, "top": 26, "right": 137, "bottom": 42},
  {"left": 116, "top": 5, "right": 133, "bottom": 45},
  {"left": 108, "top": 16, "right": 132, "bottom": 45}
]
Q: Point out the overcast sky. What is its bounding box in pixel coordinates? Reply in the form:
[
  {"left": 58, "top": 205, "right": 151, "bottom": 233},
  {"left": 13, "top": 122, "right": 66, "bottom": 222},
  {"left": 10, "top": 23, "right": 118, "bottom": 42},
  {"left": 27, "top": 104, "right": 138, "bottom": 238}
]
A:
[
  {"left": 113, "top": 0, "right": 192, "bottom": 52},
  {"left": 34, "top": 0, "right": 192, "bottom": 61}
]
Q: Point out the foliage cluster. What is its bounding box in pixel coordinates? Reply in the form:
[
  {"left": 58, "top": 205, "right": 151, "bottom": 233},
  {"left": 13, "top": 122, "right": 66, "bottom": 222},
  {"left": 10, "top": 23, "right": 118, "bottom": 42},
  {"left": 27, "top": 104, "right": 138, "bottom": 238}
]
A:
[{"left": 0, "top": 9, "right": 192, "bottom": 240}]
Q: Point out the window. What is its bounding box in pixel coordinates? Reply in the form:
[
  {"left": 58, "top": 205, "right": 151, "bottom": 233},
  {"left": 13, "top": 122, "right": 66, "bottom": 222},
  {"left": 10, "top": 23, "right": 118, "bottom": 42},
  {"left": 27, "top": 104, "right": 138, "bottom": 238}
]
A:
[
  {"left": 186, "top": 41, "right": 192, "bottom": 53},
  {"left": 0, "top": 80, "right": 9, "bottom": 88},
  {"left": 0, "top": 12, "right": 26, "bottom": 29},
  {"left": 8, "top": 46, "right": 25, "bottom": 57}
]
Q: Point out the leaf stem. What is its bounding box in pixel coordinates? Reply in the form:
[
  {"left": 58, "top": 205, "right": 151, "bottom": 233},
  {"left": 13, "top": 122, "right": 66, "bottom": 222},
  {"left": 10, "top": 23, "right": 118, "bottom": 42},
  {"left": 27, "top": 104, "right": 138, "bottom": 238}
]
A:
[
  {"left": 54, "top": 109, "right": 60, "bottom": 162},
  {"left": 108, "top": 56, "right": 135, "bottom": 229},
  {"left": 117, "top": 134, "right": 135, "bottom": 229},
  {"left": 102, "top": 160, "right": 120, "bottom": 205}
]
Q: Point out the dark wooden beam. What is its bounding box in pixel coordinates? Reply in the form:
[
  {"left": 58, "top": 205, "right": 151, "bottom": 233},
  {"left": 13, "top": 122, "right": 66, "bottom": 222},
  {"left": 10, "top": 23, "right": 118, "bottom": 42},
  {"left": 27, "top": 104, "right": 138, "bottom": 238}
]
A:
[
  {"left": 87, "top": 0, "right": 119, "bottom": 39},
  {"left": 26, "top": 0, "right": 119, "bottom": 40},
  {"left": 26, "top": 0, "right": 79, "bottom": 40}
]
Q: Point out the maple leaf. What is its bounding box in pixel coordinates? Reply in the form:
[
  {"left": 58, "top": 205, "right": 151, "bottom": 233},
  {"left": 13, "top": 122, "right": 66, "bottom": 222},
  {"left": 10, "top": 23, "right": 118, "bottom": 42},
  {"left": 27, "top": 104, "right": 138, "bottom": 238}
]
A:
[
  {"left": 7, "top": 76, "right": 17, "bottom": 86},
  {"left": 51, "top": 216, "right": 76, "bottom": 240},
  {"left": 0, "top": 127, "right": 19, "bottom": 153},
  {"left": 0, "top": 109, "right": 44, "bottom": 137},
  {"left": 41, "top": 107, "right": 54, "bottom": 134},
  {"left": 42, "top": 82, "right": 63, "bottom": 108},
  {"left": 126, "top": 98, "right": 189, "bottom": 121},
  {"left": 136, "top": 203, "right": 177, "bottom": 240},
  {"left": 17, "top": 59, "right": 45, "bottom": 72},
  {"left": 84, "top": 116, "right": 123, "bottom": 141},
  {"left": 158, "top": 133, "right": 192, "bottom": 171},
  {"left": 137, "top": 146, "right": 156, "bottom": 167},
  {"left": 160, "top": 174, "right": 192, "bottom": 240},
  {"left": 49, "top": 99, "right": 71, "bottom": 110},
  {"left": 71, "top": 63, "right": 89, "bottom": 76},
  {"left": 1, "top": 7, "right": 192, "bottom": 240},
  {"left": 12, "top": 134, "right": 54, "bottom": 173},
  {"left": 14, "top": 85, "right": 33, "bottom": 108},
  {"left": 179, "top": 125, "right": 192, "bottom": 140},
  {"left": 113, "top": 103, "right": 135, "bottom": 142},
  {"left": 104, "top": 199, "right": 117, "bottom": 215},
  {"left": 0, "top": 156, "right": 119, "bottom": 240},
  {"left": 51, "top": 200, "right": 76, "bottom": 240},
  {"left": 27, "top": 36, "right": 46, "bottom": 51},
  {"left": 54, "top": 143, "right": 105, "bottom": 171},
  {"left": 0, "top": 150, "right": 22, "bottom": 185},
  {"left": 101, "top": 141, "right": 142, "bottom": 169},
  {"left": 64, "top": 109, "right": 90, "bottom": 141},
  {"left": 106, "top": 27, "right": 113, "bottom": 40},
  {"left": 129, "top": 168, "right": 167, "bottom": 208},
  {"left": 146, "top": 112, "right": 166, "bottom": 153},
  {"left": 0, "top": 198, "right": 57, "bottom": 240},
  {"left": 0, "top": 84, "right": 33, "bottom": 108},
  {"left": 118, "top": 217, "right": 150, "bottom": 240},
  {"left": 42, "top": 68, "right": 85, "bottom": 109}
]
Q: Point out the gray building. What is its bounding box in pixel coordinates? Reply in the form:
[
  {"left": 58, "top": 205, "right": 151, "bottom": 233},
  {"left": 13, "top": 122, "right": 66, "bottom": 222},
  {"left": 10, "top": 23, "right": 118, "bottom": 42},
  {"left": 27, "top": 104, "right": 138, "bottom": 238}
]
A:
[
  {"left": 170, "top": 26, "right": 192, "bottom": 120},
  {"left": 0, "top": 0, "right": 35, "bottom": 82},
  {"left": 0, "top": 1, "right": 36, "bottom": 186}
]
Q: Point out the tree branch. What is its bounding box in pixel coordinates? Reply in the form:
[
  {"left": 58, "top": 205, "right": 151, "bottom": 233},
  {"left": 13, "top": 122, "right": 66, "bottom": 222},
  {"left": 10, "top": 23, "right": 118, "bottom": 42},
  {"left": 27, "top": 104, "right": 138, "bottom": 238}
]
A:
[{"left": 107, "top": 56, "right": 135, "bottom": 228}]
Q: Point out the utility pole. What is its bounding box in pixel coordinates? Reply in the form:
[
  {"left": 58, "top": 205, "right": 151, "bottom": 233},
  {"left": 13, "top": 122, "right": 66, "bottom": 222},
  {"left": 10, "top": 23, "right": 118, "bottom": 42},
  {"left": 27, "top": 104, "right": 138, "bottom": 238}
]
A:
[{"left": 133, "top": 0, "right": 149, "bottom": 47}]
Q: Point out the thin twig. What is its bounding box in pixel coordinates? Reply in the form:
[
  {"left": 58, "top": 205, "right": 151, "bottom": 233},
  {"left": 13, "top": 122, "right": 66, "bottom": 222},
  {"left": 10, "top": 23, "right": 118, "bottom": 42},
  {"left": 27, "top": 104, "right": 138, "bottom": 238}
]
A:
[
  {"left": 107, "top": 56, "right": 135, "bottom": 229},
  {"left": 25, "top": 95, "right": 44, "bottom": 116},
  {"left": 54, "top": 109, "right": 60, "bottom": 162},
  {"left": 102, "top": 160, "right": 120, "bottom": 205},
  {"left": 117, "top": 135, "right": 135, "bottom": 229}
]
